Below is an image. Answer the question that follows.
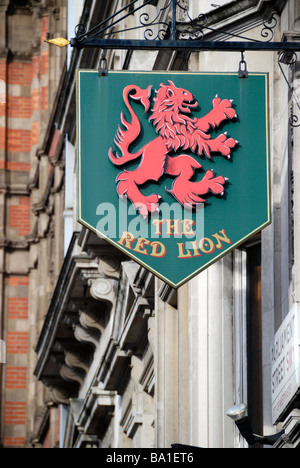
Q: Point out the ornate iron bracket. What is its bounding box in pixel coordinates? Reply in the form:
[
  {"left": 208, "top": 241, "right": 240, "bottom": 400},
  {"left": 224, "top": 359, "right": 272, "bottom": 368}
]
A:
[
  {"left": 47, "top": 1, "right": 300, "bottom": 125},
  {"left": 63, "top": 0, "right": 300, "bottom": 53},
  {"left": 278, "top": 51, "right": 300, "bottom": 128}
]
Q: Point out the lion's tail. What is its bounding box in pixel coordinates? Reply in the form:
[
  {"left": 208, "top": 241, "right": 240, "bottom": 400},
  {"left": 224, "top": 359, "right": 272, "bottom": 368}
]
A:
[{"left": 109, "top": 85, "right": 152, "bottom": 166}]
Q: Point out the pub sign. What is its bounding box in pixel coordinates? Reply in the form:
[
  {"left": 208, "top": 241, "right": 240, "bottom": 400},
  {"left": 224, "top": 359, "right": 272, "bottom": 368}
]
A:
[{"left": 77, "top": 71, "right": 270, "bottom": 288}]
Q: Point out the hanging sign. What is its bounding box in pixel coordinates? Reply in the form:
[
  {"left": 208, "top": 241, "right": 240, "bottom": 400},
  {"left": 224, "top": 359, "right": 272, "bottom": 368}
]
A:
[{"left": 77, "top": 71, "right": 270, "bottom": 288}]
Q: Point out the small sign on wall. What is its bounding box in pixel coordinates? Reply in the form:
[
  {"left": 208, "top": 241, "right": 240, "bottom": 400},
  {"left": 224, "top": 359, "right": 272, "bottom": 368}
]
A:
[{"left": 271, "top": 304, "right": 300, "bottom": 424}]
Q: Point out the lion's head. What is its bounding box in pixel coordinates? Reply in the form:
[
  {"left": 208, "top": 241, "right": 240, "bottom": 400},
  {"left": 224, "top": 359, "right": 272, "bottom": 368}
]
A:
[{"left": 149, "top": 81, "right": 199, "bottom": 150}]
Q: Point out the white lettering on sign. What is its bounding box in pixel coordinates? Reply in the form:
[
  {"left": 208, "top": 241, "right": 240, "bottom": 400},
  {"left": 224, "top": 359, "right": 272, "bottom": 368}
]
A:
[{"left": 271, "top": 304, "right": 300, "bottom": 424}]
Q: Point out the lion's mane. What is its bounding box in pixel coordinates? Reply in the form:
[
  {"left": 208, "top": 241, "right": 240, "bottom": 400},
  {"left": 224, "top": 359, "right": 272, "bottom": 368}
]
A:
[{"left": 149, "top": 82, "right": 204, "bottom": 152}]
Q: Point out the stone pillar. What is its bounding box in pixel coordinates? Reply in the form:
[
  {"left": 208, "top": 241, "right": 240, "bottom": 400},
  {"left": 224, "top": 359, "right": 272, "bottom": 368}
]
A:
[
  {"left": 177, "top": 283, "right": 189, "bottom": 445},
  {"left": 154, "top": 279, "right": 179, "bottom": 448},
  {"left": 188, "top": 256, "right": 234, "bottom": 448}
]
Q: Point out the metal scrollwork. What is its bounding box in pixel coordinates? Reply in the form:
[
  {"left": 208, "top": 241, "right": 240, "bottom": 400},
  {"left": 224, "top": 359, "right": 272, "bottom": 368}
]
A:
[
  {"left": 69, "top": 0, "right": 300, "bottom": 87},
  {"left": 261, "top": 10, "right": 278, "bottom": 42},
  {"left": 74, "top": 23, "right": 87, "bottom": 38},
  {"left": 74, "top": 0, "right": 173, "bottom": 44},
  {"left": 278, "top": 51, "right": 300, "bottom": 128},
  {"left": 178, "top": 12, "right": 208, "bottom": 41},
  {"left": 140, "top": 0, "right": 172, "bottom": 41},
  {"left": 72, "top": 1, "right": 298, "bottom": 46}
]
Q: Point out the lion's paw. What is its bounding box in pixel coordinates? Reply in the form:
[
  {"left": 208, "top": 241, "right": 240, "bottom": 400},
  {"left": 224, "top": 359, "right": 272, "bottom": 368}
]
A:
[
  {"left": 169, "top": 169, "right": 228, "bottom": 208},
  {"left": 204, "top": 170, "right": 227, "bottom": 196},
  {"left": 214, "top": 133, "right": 238, "bottom": 158},
  {"left": 212, "top": 96, "right": 237, "bottom": 120}
]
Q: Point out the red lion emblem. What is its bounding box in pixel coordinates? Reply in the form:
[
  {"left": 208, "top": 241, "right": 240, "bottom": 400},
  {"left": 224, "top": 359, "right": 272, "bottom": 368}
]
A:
[{"left": 109, "top": 81, "right": 238, "bottom": 218}]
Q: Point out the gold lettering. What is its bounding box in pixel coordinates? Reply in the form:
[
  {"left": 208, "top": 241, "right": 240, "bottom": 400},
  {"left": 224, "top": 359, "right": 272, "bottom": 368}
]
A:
[
  {"left": 133, "top": 237, "right": 151, "bottom": 256},
  {"left": 151, "top": 241, "right": 167, "bottom": 258},
  {"left": 117, "top": 231, "right": 136, "bottom": 250},
  {"left": 177, "top": 243, "right": 193, "bottom": 259},
  {"left": 212, "top": 229, "right": 232, "bottom": 250},
  {"left": 166, "top": 219, "right": 181, "bottom": 236},
  {"left": 152, "top": 219, "right": 165, "bottom": 236},
  {"left": 190, "top": 240, "right": 201, "bottom": 257},
  {"left": 199, "top": 238, "right": 215, "bottom": 255}
]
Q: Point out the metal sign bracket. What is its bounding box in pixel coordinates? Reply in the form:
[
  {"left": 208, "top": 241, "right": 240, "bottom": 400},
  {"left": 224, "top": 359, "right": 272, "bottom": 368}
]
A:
[{"left": 46, "top": 1, "right": 300, "bottom": 126}]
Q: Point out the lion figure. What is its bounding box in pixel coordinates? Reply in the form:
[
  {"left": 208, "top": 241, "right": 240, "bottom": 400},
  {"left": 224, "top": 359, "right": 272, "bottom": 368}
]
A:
[{"left": 109, "top": 80, "right": 238, "bottom": 218}]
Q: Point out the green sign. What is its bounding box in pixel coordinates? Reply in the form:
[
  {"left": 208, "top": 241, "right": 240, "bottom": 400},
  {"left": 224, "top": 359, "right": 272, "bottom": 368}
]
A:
[{"left": 77, "top": 71, "right": 270, "bottom": 288}]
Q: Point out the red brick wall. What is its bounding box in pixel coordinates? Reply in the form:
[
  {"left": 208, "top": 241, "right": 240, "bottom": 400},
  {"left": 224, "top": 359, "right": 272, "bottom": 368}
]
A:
[
  {"left": 7, "top": 277, "right": 29, "bottom": 286},
  {"left": 7, "top": 96, "right": 32, "bottom": 119},
  {"left": 3, "top": 274, "right": 29, "bottom": 447},
  {"left": 1, "top": 11, "right": 50, "bottom": 450},
  {"left": 7, "top": 62, "right": 32, "bottom": 86},
  {"left": 6, "top": 332, "right": 28, "bottom": 355},
  {"left": 4, "top": 402, "right": 27, "bottom": 425},
  {"left": 0, "top": 34, "right": 49, "bottom": 171},
  {"left": 7, "top": 129, "right": 32, "bottom": 154},
  {"left": 5, "top": 367, "right": 27, "bottom": 390},
  {"left": 9, "top": 197, "right": 31, "bottom": 237},
  {"left": 3, "top": 437, "right": 26, "bottom": 447},
  {"left": 7, "top": 298, "right": 29, "bottom": 320}
]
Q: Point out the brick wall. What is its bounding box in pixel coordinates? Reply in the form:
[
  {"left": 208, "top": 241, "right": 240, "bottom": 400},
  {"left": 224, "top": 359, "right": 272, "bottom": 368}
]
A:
[
  {"left": 7, "top": 298, "right": 29, "bottom": 320},
  {"left": 0, "top": 26, "right": 49, "bottom": 174},
  {"left": 3, "top": 436, "right": 26, "bottom": 447},
  {"left": 9, "top": 197, "right": 31, "bottom": 237},
  {"left": 6, "top": 276, "right": 29, "bottom": 351},
  {"left": 5, "top": 367, "right": 27, "bottom": 390},
  {"left": 6, "top": 332, "right": 28, "bottom": 355},
  {"left": 0, "top": 8, "right": 51, "bottom": 450},
  {"left": 4, "top": 402, "right": 27, "bottom": 425},
  {"left": 3, "top": 273, "right": 29, "bottom": 447}
]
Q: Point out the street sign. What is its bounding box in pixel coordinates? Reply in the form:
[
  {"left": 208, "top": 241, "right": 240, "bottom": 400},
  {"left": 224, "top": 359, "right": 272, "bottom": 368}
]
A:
[
  {"left": 77, "top": 71, "right": 270, "bottom": 288},
  {"left": 271, "top": 304, "right": 300, "bottom": 424}
]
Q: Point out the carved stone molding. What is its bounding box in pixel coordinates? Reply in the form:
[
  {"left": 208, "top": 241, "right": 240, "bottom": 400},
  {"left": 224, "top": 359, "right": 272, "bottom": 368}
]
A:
[
  {"left": 60, "top": 364, "right": 84, "bottom": 387},
  {"left": 158, "top": 282, "right": 177, "bottom": 307},
  {"left": 89, "top": 277, "right": 117, "bottom": 305},
  {"left": 98, "top": 255, "right": 121, "bottom": 279},
  {"left": 120, "top": 394, "right": 143, "bottom": 438},
  {"left": 49, "top": 386, "right": 75, "bottom": 405},
  {"left": 0, "top": 1, "right": 10, "bottom": 13},
  {"left": 71, "top": 388, "right": 118, "bottom": 439},
  {"left": 79, "top": 309, "right": 107, "bottom": 335},
  {"left": 28, "top": 0, "right": 56, "bottom": 17},
  {"left": 74, "top": 434, "right": 100, "bottom": 449},
  {"left": 139, "top": 355, "right": 154, "bottom": 396},
  {"left": 74, "top": 324, "right": 100, "bottom": 349},
  {"left": 65, "top": 349, "right": 91, "bottom": 374}
]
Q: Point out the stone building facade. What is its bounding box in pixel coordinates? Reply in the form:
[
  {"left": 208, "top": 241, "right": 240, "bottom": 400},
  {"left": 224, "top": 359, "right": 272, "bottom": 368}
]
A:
[
  {"left": 0, "top": 0, "right": 300, "bottom": 449},
  {"left": 0, "top": 0, "right": 67, "bottom": 448}
]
